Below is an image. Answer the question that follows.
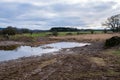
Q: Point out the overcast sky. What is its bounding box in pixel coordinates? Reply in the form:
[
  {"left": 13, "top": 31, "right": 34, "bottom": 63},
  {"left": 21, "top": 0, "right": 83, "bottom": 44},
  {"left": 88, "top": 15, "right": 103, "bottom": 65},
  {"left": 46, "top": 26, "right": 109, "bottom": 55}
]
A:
[{"left": 0, "top": 0, "right": 120, "bottom": 30}]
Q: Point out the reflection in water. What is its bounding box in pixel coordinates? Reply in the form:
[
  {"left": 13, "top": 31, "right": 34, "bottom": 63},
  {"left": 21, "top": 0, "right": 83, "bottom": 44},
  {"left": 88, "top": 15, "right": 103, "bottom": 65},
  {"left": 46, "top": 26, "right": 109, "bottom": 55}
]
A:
[
  {"left": 0, "top": 42, "right": 90, "bottom": 61},
  {"left": 0, "top": 45, "right": 19, "bottom": 50}
]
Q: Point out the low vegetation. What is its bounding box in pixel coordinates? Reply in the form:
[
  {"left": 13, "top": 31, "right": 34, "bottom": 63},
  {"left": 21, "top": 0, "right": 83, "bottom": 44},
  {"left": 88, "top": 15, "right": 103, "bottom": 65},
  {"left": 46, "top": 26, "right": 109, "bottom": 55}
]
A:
[
  {"left": 0, "top": 26, "right": 114, "bottom": 41},
  {"left": 105, "top": 36, "right": 120, "bottom": 48},
  {"left": 0, "top": 26, "right": 120, "bottom": 80}
]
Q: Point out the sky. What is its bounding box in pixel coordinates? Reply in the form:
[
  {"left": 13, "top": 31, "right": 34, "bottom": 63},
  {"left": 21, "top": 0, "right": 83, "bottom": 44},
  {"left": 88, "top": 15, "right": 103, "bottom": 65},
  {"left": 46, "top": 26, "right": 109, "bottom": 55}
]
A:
[{"left": 0, "top": 0, "right": 120, "bottom": 30}]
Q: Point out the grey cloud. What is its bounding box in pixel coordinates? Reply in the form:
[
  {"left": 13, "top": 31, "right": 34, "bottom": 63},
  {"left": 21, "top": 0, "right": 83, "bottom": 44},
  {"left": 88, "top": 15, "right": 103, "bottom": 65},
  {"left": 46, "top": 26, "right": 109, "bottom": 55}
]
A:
[{"left": 0, "top": 0, "right": 119, "bottom": 29}]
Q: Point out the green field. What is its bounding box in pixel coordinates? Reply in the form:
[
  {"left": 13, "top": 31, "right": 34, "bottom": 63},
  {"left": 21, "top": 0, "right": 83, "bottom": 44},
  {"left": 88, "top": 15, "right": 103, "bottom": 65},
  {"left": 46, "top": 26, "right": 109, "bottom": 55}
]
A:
[{"left": 12, "top": 31, "right": 105, "bottom": 37}]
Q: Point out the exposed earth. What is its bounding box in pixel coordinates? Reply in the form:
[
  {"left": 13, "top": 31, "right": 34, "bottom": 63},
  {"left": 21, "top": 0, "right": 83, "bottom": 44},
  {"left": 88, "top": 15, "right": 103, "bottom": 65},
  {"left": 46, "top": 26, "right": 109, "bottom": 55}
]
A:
[{"left": 0, "top": 34, "right": 120, "bottom": 80}]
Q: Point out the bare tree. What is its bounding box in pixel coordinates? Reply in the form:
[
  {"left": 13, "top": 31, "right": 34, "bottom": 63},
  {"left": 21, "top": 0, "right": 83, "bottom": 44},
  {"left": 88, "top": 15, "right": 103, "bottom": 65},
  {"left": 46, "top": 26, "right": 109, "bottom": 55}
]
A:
[{"left": 102, "top": 14, "right": 120, "bottom": 32}]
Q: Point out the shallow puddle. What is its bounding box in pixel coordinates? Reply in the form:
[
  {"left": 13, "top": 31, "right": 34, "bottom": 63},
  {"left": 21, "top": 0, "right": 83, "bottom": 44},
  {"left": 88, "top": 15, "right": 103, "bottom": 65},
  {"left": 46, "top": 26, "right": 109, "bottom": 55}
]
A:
[{"left": 0, "top": 42, "right": 90, "bottom": 61}]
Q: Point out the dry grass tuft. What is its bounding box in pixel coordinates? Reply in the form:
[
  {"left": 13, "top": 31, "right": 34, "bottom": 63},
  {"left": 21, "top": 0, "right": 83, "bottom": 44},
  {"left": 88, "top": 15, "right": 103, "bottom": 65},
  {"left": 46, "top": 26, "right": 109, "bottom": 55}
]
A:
[{"left": 90, "top": 57, "right": 106, "bottom": 66}]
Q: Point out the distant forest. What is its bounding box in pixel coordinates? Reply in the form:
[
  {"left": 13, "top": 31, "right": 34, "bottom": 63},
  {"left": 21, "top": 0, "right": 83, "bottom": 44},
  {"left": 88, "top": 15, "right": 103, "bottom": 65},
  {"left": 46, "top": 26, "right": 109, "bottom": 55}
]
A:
[
  {"left": 50, "top": 27, "right": 79, "bottom": 32},
  {"left": 0, "top": 26, "right": 104, "bottom": 33}
]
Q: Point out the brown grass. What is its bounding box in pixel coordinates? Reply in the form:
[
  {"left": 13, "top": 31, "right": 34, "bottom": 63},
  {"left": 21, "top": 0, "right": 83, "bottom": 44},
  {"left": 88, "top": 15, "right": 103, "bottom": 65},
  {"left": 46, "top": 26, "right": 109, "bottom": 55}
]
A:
[
  {"left": 50, "top": 33, "right": 120, "bottom": 42},
  {"left": 90, "top": 57, "right": 106, "bottom": 66}
]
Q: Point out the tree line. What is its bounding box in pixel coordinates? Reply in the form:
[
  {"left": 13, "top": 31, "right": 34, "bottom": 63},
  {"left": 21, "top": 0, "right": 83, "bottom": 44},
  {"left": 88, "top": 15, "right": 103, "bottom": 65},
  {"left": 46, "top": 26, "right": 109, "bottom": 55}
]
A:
[
  {"left": 50, "top": 27, "right": 79, "bottom": 32},
  {"left": 0, "top": 26, "right": 31, "bottom": 35}
]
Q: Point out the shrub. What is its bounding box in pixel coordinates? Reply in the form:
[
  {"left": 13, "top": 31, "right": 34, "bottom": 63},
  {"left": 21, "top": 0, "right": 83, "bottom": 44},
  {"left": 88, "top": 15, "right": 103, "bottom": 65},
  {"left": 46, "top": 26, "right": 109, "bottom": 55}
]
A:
[
  {"left": 66, "top": 33, "right": 73, "bottom": 35},
  {"left": 52, "top": 31, "right": 58, "bottom": 36},
  {"left": 90, "top": 30, "right": 94, "bottom": 34},
  {"left": 2, "top": 26, "right": 17, "bottom": 35},
  {"left": 105, "top": 36, "right": 120, "bottom": 47},
  {"left": 103, "top": 29, "right": 107, "bottom": 33},
  {"left": 77, "top": 32, "right": 80, "bottom": 35}
]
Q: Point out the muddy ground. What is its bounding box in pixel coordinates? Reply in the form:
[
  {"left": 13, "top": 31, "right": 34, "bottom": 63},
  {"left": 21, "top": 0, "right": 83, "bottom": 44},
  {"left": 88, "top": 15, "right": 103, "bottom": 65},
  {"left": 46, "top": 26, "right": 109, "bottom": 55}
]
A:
[
  {"left": 0, "top": 41, "right": 120, "bottom": 80},
  {"left": 0, "top": 34, "right": 120, "bottom": 80}
]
